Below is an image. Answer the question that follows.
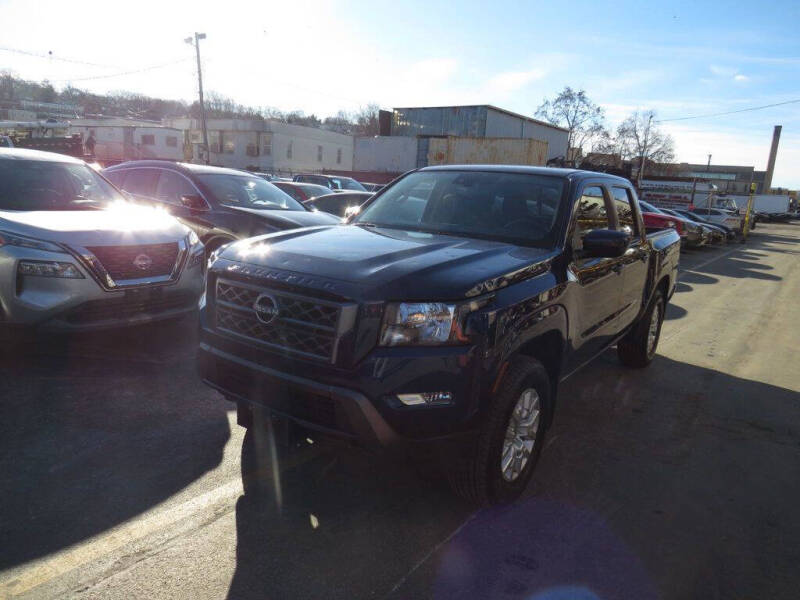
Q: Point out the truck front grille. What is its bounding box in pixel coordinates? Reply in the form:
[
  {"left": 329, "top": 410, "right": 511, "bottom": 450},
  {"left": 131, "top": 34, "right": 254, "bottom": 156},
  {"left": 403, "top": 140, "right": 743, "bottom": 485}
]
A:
[
  {"left": 87, "top": 243, "right": 179, "bottom": 281},
  {"left": 215, "top": 279, "right": 342, "bottom": 362}
]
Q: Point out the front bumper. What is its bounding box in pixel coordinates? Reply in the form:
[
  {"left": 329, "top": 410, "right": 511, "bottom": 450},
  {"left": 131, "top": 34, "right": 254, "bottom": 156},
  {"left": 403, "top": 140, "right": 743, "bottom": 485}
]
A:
[
  {"left": 0, "top": 245, "right": 204, "bottom": 331},
  {"left": 198, "top": 325, "right": 485, "bottom": 448}
]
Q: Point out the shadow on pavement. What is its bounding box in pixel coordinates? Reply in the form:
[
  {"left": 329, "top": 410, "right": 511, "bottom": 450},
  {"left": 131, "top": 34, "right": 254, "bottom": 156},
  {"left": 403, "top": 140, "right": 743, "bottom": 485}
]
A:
[
  {"left": 226, "top": 352, "right": 800, "bottom": 600},
  {"left": 0, "top": 318, "right": 231, "bottom": 570}
]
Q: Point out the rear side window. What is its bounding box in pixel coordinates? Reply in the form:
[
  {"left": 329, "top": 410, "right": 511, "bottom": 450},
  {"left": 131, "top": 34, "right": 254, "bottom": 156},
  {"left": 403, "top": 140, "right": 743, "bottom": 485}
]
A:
[
  {"left": 155, "top": 171, "right": 197, "bottom": 205},
  {"left": 280, "top": 186, "right": 305, "bottom": 201},
  {"left": 120, "top": 169, "right": 158, "bottom": 197},
  {"left": 611, "top": 186, "right": 639, "bottom": 235},
  {"left": 573, "top": 185, "right": 611, "bottom": 250}
]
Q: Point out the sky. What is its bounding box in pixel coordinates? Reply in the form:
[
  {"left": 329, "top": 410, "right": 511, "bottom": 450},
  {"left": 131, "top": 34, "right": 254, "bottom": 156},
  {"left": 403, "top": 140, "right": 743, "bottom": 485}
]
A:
[{"left": 1, "top": 0, "right": 798, "bottom": 187}]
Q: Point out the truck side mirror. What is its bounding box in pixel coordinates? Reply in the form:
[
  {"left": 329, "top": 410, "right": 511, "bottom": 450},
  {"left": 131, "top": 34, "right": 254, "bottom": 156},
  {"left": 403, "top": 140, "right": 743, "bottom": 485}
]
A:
[
  {"left": 180, "top": 194, "right": 208, "bottom": 211},
  {"left": 580, "top": 229, "right": 630, "bottom": 258}
]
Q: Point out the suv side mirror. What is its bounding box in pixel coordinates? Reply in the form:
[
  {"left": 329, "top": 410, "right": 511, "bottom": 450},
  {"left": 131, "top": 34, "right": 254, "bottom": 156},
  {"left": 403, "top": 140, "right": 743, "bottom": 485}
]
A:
[
  {"left": 580, "top": 229, "right": 630, "bottom": 258},
  {"left": 180, "top": 194, "right": 208, "bottom": 211}
]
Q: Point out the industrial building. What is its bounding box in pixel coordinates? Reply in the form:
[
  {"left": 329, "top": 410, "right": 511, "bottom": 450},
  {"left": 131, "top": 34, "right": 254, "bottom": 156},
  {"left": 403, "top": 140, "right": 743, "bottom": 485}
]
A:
[
  {"left": 391, "top": 105, "right": 569, "bottom": 161},
  {"left": 69, "top": 118, "right": 183, "bottom": 163},
  {"left": 164, "top": 117, "right": 354, "bottom": 174}
]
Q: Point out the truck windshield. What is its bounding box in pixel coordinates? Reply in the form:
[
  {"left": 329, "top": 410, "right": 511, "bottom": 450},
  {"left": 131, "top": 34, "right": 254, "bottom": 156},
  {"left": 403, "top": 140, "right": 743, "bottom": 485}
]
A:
[
  {"left": 353, "top": 170, "right": 565, "bottom": 246},
  {"left": 0, "top": 159, "right": 123, "bottom": 211},
  {"left": 197, "top": 174, "right": 305, "bottom": 211}
]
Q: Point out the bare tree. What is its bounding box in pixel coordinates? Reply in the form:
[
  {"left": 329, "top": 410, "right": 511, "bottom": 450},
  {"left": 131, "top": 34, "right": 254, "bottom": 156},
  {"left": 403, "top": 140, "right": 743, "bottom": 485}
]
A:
[
  {"left": 614, "top": 110, "right": 675, "bottom": 164},
  {"left": 352, "top": 103, "right": 381, "bottom": 137},
  {"left": 535, "top": 87, "right": 607, "bottom": 157}
]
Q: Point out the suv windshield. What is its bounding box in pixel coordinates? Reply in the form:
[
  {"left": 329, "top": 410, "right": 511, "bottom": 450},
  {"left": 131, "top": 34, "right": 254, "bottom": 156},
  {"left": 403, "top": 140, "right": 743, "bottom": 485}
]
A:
[
  {"left": 0, "top": 159, "right": 122, "bottom": 211},
  {"left": 197, "top": 174, "right": 305, "bottom": 211},
  {"left": 354, "top": 170, "right": 565, "bottom": 247}
]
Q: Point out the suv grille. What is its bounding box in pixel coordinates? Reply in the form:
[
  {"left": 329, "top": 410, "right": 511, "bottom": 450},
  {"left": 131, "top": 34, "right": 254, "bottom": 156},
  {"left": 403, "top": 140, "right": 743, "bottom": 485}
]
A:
[
  {"left": 215, "top": 279, "right": 341, "bottom": 362},
  {"left": 87, "top": 243, "right": 179, "bottom": 281}
]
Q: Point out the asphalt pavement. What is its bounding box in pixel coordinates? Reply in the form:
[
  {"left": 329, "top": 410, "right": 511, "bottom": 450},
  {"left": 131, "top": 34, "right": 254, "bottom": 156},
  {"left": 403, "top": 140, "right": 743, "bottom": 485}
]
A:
[{"left": 1, "top": 222, "right": 799, "bottom": 600}]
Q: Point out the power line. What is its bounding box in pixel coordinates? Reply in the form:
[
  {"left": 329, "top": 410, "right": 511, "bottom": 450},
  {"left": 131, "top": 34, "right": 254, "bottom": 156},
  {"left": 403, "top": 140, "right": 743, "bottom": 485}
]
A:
[
  {"left": 0, "top": 45, "right": 119, "bottom": 68},
  {"left": 51, "top": 58, "right": 192, "bottom": 83},
  {"left": 656, "top": 98, "right": 800, "bottom": 123}
]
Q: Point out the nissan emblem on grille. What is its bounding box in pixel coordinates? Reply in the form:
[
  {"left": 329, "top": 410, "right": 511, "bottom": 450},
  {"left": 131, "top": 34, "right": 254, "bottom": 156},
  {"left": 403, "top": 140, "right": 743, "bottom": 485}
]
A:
[
  {"left": 253, "top": 293, "right": 279, "bottom": 325},
  {"left": 133, "top": 254, "right": 153, "bottom": 271}
]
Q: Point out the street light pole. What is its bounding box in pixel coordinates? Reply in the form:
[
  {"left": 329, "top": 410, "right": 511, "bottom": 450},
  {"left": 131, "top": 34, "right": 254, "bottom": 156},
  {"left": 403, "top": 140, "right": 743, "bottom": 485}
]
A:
[{"left": 186, "top": 32, "right": 209, "bottom": 164}]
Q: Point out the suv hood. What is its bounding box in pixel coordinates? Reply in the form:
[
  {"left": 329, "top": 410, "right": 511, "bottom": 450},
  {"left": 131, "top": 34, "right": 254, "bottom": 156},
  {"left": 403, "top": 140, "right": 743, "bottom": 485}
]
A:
[
  {"left": 219, "top": 224, "right": 556, "bottom": 300},
  {"left": 0, "top": 206, "right": 189, "bottom": 246},
  {"left": 226, "top": 206, "right": 340, "bottom": 229}
]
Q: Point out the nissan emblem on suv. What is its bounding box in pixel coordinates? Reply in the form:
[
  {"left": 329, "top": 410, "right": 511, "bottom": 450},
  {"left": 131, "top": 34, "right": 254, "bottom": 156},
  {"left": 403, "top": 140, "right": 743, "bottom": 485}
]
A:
[
  {"left": 133, "top": 254, "right": 153, "bottom": 271},
  {"left": 253, "top": 293, "right": 279, "bottom": 324}
]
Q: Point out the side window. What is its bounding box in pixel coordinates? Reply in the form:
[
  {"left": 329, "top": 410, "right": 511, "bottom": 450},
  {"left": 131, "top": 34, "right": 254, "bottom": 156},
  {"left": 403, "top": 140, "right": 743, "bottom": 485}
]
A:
[
  {"left": 283, "top": 186, "right": 304, "bottom": 201},
  {"left": 573, "top": 185, "right": 611, "bottom": 250},
  {"left": 611, "top": 186, "right": 639, "bottom": 235},
  {"left": 104, "top": 170, "right": 125, "bottom": 188},
  {"left": 155, "top": 171, "right": 197, "bottom": 205},
  {"left": 120, "top": 169, "right": 158, "bottom": 197}
]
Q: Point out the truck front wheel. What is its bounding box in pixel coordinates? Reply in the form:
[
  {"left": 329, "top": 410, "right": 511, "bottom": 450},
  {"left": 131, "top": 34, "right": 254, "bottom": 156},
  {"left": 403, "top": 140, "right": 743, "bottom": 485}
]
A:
[
  {"left": 449, "top": 357, "right": 549, "bottom": 505},
  {"left": 617, "top": 289, "right": 665, "bottom": 368}
]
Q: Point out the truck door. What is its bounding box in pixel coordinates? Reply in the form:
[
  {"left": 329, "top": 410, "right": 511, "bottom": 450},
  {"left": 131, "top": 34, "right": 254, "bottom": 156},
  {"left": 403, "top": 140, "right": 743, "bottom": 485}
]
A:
[
  {"left": 609, "top": 185, "right": 649, "bottom": 331},
  {"left": 566, "top": 184, "right": 626, "bottom": 369}
]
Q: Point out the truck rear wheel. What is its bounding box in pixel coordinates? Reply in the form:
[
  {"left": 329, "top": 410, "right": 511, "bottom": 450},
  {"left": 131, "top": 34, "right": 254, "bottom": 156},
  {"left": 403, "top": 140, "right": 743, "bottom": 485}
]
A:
[
  {"left": 448, "top": 357, "right": 549, "bottom": 506},
  {"left": 617, "top": 289, "right": 665, "bottom": 368}
]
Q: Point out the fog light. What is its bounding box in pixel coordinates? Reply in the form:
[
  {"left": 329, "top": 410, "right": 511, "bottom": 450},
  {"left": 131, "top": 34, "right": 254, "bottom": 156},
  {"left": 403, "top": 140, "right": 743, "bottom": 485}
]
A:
[
  {"left": 18, "top": 260, "right": 84, "bottom": 279},
  {"left": 396, "top": 392, "right": 452, "bottom": 406}
]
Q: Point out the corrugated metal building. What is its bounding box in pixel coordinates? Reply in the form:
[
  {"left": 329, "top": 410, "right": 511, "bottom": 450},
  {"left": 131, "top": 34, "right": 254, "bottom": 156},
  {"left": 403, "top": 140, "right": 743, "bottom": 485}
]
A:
[{"left": 391, "top": 105, "right": 569, "bottom": 161}]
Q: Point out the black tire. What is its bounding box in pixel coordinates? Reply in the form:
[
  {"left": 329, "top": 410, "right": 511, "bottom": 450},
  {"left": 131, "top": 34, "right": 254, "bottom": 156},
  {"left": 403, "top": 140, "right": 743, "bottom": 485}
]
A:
[
  {"left": 448, "top": 357, "right": 549, "bottom": 506},
  {"left": 618, "top": 289, "right": 665, "bottom": 368}
]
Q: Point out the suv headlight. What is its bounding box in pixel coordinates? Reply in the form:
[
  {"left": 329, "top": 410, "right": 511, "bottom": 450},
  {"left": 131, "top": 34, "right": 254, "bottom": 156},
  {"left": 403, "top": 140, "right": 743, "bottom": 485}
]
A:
[
  {"left": 380, "top": 298, "right": 489, "bottom": 347},
  {"left": 0, "top": 231, "right": 65, "bottom": 253}
]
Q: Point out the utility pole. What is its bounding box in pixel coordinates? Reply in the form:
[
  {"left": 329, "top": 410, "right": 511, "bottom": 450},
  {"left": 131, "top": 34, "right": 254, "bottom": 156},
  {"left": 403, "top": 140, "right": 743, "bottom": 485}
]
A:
[
  {"left": 185, "top": 33, "right": 209, "bottom": 164},
  {"left": 707, "top": 154, "right": 711, "bottom": 171},
  {"left": 636, "top": 113, "right": 653, "bottom": 191}
]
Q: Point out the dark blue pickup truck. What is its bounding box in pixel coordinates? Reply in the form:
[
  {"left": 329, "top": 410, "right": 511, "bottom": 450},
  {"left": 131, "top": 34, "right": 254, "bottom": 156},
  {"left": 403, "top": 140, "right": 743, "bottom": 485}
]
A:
[{"left": 198, "top": 166, "right": 680, "bottom": 504}]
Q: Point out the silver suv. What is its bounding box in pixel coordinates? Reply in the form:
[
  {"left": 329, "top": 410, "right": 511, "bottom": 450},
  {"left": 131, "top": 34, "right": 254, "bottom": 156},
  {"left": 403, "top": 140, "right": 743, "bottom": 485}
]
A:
[{"left": 0, "top": 148, "right": 204, "bottom": 332}]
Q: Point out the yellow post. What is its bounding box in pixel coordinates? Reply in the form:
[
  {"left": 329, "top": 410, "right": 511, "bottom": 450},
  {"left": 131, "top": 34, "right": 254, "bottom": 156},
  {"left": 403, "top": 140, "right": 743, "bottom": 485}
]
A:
[{"left": 741, "top": 182, "right": 757, "bottom": 243}]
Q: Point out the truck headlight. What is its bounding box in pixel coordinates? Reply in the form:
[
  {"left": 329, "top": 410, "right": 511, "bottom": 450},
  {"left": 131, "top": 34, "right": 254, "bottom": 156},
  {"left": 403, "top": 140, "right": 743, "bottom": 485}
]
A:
[
  {"left": 0, "top": 231, "right": 65, "bottom": 253},
  {"left": 381, "top": 303, "right": 455, "bottom": 346},
  {"left": 18, "top": 260, "right": 84, "bottom": 278},
  {"left": 380, "top": 298, "right": 489, "bottom": 347}
]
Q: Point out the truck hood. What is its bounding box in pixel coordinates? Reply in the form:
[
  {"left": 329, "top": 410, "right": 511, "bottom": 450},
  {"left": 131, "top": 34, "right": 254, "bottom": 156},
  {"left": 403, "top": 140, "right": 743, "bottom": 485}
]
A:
[
  {"left": 220, "top": 224, "right": 557, "bottom": 300},
  {"left": 0, "top": 205, "right": 189, "bottom": 246},
  {"left": 226, "top": 206, "right": 340, "bottom": 229}
]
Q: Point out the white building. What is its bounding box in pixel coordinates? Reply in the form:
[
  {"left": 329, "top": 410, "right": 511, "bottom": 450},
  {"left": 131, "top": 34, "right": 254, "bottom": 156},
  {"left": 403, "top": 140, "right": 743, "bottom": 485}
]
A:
[
  {"left": 69, "top": 118, "right": 184, "bottom": 163},
  {"left": 164, "top": 118, "right": 354, "bottom": 174}
]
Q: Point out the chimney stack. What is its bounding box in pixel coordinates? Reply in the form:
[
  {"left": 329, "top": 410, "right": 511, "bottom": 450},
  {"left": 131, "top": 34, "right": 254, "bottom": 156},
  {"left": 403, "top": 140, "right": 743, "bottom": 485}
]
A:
[{"left": 763, "top": 125, "right": 782, "bottom": 192}]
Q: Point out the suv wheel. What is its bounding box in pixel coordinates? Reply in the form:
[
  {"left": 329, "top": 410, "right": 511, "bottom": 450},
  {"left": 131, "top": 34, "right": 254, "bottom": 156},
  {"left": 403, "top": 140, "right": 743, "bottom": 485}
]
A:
[
  {"left": 449, "top": 357, "right": 549, "bottom": 505},
  {"left": 617, "top": 289, "right": 665, "bottom": 368}
]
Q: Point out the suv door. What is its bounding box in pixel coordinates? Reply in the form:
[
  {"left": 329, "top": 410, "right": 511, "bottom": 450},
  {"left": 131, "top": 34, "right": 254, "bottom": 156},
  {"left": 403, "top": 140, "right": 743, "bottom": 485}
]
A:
[
  {"left": 566, "top": 183, "right": 627, "bottom": 369},
  {"left": 608, "top": 185, "right": 649, "bottom": 331},
  {"left": 154, "top": 169, "right": 215, "bottom": 239}
]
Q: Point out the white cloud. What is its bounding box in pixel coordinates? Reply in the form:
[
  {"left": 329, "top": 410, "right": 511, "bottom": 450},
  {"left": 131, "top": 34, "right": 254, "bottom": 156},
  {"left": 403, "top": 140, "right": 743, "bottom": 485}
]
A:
[
  {"left": 733, "top": 74, "right": 749, "bottom": 82},
  {"left": 484, "top": 68, "right": 547, "bottom": 96}
]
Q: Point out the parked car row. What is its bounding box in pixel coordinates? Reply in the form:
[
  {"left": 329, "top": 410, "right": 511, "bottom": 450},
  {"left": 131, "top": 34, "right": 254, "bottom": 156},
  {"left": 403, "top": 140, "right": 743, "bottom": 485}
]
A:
[{"left": 639, "top": 200, "right": 742, "bottom": 247}]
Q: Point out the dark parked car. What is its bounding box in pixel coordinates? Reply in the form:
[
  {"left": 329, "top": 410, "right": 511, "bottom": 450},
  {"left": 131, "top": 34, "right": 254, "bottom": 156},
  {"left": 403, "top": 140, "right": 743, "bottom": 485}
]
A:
[
  {"left": 303, "top": 191, "right": 373, "bottom": 218},
  {"left": 293, "top": 173, "right": 367, "bottom": 192},
  {"left": 198, "top": 166, "right": 680, "bottom": 505},
  {"left": 673, "top": 209, "right": 736, "bottom": 240},
  {"left": 271, "top": 181, "right": 333, "bottom": 203},
  {"left": 660, "top": 208, "right": 726, "bottom": 243},
  {"left": 103, "top": 161, "right": 340, "bottom": 257}
]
